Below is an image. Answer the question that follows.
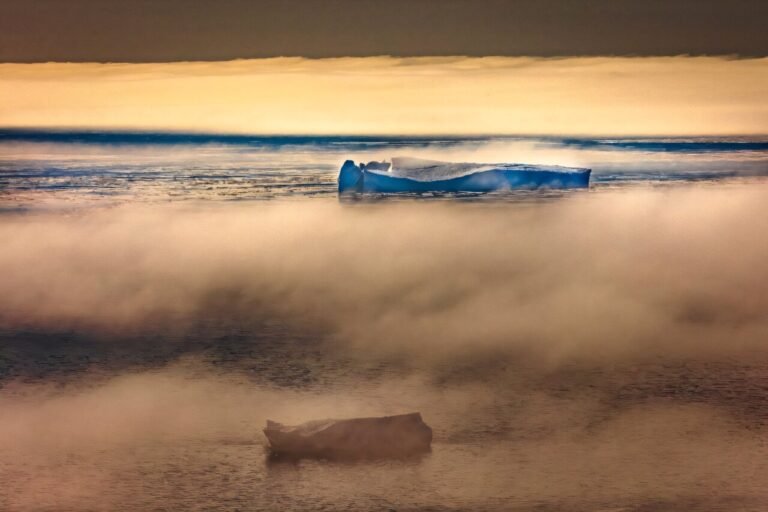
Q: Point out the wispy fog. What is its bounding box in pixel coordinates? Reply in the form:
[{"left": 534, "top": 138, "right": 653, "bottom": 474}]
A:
[
  {"left": 2, "top": 186, "right": 767, "bottom": 511},
  {"left": 2, "top": 186, "right": 767, "bottom": 362},
  {"left": 3, "top": 365, "right": 766, "bottom": 511}
]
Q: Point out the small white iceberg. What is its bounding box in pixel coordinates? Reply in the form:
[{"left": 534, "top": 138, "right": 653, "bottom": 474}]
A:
[
  {"left": 339, "top": 156, "right": 591, "bottom": 194},
  {"left": 264, "top": 412, "right": 432, "bottom": 460}
]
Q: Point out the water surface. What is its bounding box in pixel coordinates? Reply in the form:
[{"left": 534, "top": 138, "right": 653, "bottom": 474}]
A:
[{"left": 1, "top": 131, "right": 767, "bottom": 511}]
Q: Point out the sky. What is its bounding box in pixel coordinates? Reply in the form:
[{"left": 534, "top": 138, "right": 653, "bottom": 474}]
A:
[
  {"left": 1, "top": 57, "right": 767, "bottom": 135},
  {"left": 1, "top": 0, "right": 767, "bottom": 61},
  {"left": 1, "top": 2, "right": 766, "bottom": 136}
]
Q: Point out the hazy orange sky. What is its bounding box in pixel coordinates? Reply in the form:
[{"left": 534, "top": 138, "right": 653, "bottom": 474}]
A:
[{"left": 2, "top": 57, "right": 766, "bottom": 135}]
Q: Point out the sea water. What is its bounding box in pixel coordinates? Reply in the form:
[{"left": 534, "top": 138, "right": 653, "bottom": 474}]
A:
[
  {"left": 1, "top": 130, "right": 767, "bottom": 512},
  {"left": 2, "top": 130, "right": 767, "bottom": 207}
]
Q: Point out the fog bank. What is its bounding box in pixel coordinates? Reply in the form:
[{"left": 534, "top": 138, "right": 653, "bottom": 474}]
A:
[
  {"left": 2, "top": 186, "right": 768, "bottom": 511},
  {"left": 1, "top": 185, "right": 767, "bottom": 364}
]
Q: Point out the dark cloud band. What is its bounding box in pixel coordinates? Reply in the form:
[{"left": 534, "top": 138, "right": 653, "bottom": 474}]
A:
[{"left": 1, "top": 0, "right": 767, "bottom": 62}]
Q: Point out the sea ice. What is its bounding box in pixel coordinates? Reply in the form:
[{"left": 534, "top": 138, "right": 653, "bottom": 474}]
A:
[
  {"left": 338, "top": 156, "right": 591, "bottom": 194},
  {"left": 264, "top": 412, "right": 432, "bottom": 460}
]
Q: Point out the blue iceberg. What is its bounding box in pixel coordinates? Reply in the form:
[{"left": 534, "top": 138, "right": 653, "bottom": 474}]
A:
[{"left": 339, "top": 157, "right": 591, "bottom": 194}]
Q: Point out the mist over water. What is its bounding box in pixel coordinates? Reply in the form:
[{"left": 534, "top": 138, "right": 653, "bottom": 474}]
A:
[{"left": 1, "top": 134, "right": 768, "bottom": 511}]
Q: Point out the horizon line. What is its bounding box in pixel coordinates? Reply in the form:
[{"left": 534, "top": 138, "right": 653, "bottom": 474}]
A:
[
  {"left": 3, "top": 127, "right": 768, "bottom": 141},
  {"left": 3, "top": 54, "right": 768, "bottom": 65}
]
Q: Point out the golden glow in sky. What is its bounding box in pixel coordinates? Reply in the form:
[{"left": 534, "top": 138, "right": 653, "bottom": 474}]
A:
[{"left": 1, "top": 57, "right": 766, "bottom": 135}]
